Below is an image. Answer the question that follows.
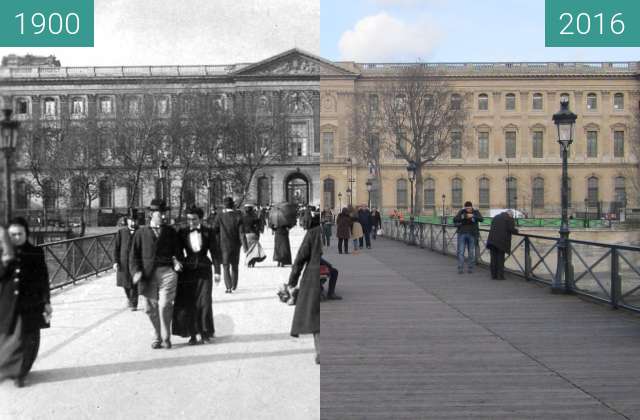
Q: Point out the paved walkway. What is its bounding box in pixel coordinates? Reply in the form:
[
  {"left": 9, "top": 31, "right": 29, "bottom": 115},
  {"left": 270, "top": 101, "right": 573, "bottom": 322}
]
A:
[
  {"left": 1, "top": 226, "right": 318, "bottom": 420},
  {"left": 321, "top": 235, "right": 640, "bottom": 420}
]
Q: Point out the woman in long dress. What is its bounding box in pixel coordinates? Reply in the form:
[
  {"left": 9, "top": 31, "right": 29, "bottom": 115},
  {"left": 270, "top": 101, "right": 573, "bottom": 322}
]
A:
[
  {"left": 242, "top": 205, "right": 266, "bottom": 268},
  {"left": 0, "top": 217, "right": 51, "bottom": 387},
  {"left": 273, "top": 225, "right": 292, "bottom": 267}
]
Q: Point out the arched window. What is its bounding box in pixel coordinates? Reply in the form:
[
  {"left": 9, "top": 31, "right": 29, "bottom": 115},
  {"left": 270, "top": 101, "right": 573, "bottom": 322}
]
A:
[
  {"left": 451, "top": 178, "right": 463, "bottom": 208},
  {"left": 396, "top": 179, "right": 408, "bottom": 209},
  {"left": 505, "top": 130, "right": 517, "bottom": 158},
  {"left": 505, "top": 93, "right": 516, "bottom": 111},
  {"left": 42, "top": 178, "right": 57, "bottom": 211},
  {"left": 587, "top": 177, "right": 599, "bottom": 206},
  {"left": 478, "top": 131, "right": 489, "bottom": 159},
  {"left": 424, "top": 178, "right": 435, "bottom": 210},
  {"left": 614, "top": 93, "right": 624, "bottom": 110},
  {"left": 532, "top": 177, "right": 544, "bottom": 208},
  {"left": 615, "top": 177, "right": 626, "bottom": 205},
  {"left": 506, "top": 177, "right": 517, "bottom": 209},
  {"left": 14, "top": 180, "right": 29, "bottom": 210},
  {"left": 479, "top": 178, "right": 490, "bottom": 208},
  {"left": 614, "top": 130, "right": 624, "bottom": 158},
  {"left": 532, "top": 93, "right": 543, "bottom": 110},
  {"left": 322, "top": 132, "right": 334, "bottom": 160},
  {"left": 450, "top": 131, "right": 462, "bottom": 159},
  {"left": 99, "top": 178, "right": 112, "bottom": 208},
  {"left": 532, "top": 131, "right": 543, "bottom": 158},
  {"left": 478, "top": 93, "right": 488, "bottom": 111},
  {"left": 587, "top": 130, "right": 598, "bottom": 157},
  {"left": 586, "top": 93, "right": 597, "bottom": 110},
  {"left": 323, "top": 178, "right": 335, "bottom": 210}
]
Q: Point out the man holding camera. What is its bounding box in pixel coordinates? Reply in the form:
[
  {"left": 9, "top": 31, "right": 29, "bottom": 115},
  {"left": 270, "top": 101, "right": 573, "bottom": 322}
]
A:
[{"left": 453, "top": 201, "right": 484, "bottom": 274}]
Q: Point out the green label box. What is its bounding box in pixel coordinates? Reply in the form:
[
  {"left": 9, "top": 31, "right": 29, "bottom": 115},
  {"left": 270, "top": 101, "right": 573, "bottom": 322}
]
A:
[
  {"left": 0, "top": 0, "right": 94, "bottom": 47},
  {"left": 546, "top": 0, "right": 640, "bottom": 47}
]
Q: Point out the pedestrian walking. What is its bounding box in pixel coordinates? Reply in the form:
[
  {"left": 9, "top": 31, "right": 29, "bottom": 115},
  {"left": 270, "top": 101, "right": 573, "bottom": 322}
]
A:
[
  {"left": 453, "top": 201, "right": 484, "bottom": 274},
  {"left": 336, "top": 208, "right": 352, "bottom": 254},
  {"left": 114, "top": 213, "right": 139, "bottom": 311},
  {"left": 351, "top": 215, "right": 363, "bottom": 254},
  {"left": 130, "top": 199, "right": 184, "bottom": 350},
  {"left": 486, "top": 210, "right": 518, "bottom": 280},
  {"left": 288, "top": 210, "right": 321, "bottom": 365},
  {"left": 357, "top": 206, "right": 373, "bottom": 249},
  {"left": 242, "top": 204, "right": 267, "bottom": 268},
  {"left": 273, "top": 225, "right": 292, "bottom": 267},
  {"left": 173, "top": 206, "right": 221, "bottom": 345},
  {"left": 320, "top": 208, "right": 334, "bottom": 247},
  {"left": 371, "top": 208, "right": 382, "bottom": 240},
  {"left": 212, "top": 197, "right": 245, "bottom": 293},
  {"left": 0, "top": 218, "right": 51, "bottom": 387}
]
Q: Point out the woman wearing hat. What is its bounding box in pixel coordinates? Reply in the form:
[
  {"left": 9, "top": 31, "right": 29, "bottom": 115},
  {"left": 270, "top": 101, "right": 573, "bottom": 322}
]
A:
[{"left": 242, "top": 204, "right": 266, "bottom": 268}]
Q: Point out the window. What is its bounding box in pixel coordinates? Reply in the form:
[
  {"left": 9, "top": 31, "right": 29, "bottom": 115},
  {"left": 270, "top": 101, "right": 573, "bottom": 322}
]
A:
[
  {"left": 369, "top": 94, "right": 379, "bottom": 113},
  {"left": 505, "top": 93, "right": 516, "bottom": 111},
  {"left": 424, "top": 178, "right": 435, "bottom": 209},
  {"left": 127, "top": 97, "right": 140, "bottom": 115},
  {"left": 322, "top": 132, "right": 334, "bottom": 160},
  {"left": 99, "top": 97, "right": 113, "bottom": 114},
  {"left": 182, "top": 96, "right": 194, "bottom": 114},
  {"left": 532, "top": 177, "right": 544, "bottom": 208},
  {"left": 451, "top": 94, "right": 462, "bottom": 110},
  {"left": 614, "top": 130, "right": 624, "bottom": 157},
  {"left": 506, "top": 177, "right": 517, "bottom": 209},
  {"left": 71, "top": 97, "right": 85, "bottom": 115},
  {"left": 560, "top": 93, "right": 570, "bottom": 104},
  {"left": 16, "top": 98, "right": 29, "bottom": 115},
  {"left": 615, "top": 177, "right": 626, "bottom": 205},
  {"left": 613, "top": 93, "right": 624, "bottom": 110},
  {"left": 479, "top": 178, "right": 490, "bottom": 208},
  {"left": 478, "top": 132, "right": 489, "bottom": 159},
  {"left": 532, "top": 93, "right": 543, "bottom": 110},
  {"left": 586, "top": 93, "right": 597, "bottom": 110},
  {"left": 99, "top": 179, "right": 112, "bottom": 208},
  {"left": 587, "top": 131, "right": 598, "bottom": 158},
  {"left": 505, "top": 131, "right": 516, "bottom": 158},
  {"left": 452, "top": 178, "right": 463, "bottom": 208},
  {"left": 424, "top": 94, "right": 434, "bottom": 110},
  {"left": 396, "top": 179, "right": 408, "bottom": 209},
  {"left": 395, "top": 94, "right": 406, "bottom": 110},
  {"left": 157, "top": 97, "right": 169, "bottom": 115},
  {"left": 478, "top": 94, "right": 488, "bottom": 111},
  {"left": 44, "top": 98, "right": 57, "bottom": 116},
  {"left": 450, "top": 132, "right": 462, "bottom": 159},
  {"left": 289, "top": 122, "right": 308, "bottom": 157},
  {"left": 532, "top": 131, "right": 543, "bottom": 158},
  {"left": 587, "top": 177, "right": 599, "bottom": 206},
  {"left": 323, "top": 178, "right": 335, "bottom": 210}
]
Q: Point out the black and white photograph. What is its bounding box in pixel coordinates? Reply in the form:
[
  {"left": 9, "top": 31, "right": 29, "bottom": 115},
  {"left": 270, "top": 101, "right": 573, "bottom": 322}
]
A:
[{"left": 0, "top": 1, "right": 320, "bottom": 418}]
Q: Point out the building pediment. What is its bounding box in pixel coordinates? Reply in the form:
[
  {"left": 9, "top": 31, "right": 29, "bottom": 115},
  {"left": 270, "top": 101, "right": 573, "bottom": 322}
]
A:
[{"left": 233, "top": 48, "right": 357, "bottom": 78}]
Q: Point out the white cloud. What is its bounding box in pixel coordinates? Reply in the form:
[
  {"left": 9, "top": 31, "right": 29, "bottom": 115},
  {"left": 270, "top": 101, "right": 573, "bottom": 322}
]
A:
[{"left": 338, "top": 12, "right": 442, "bottom": 62}]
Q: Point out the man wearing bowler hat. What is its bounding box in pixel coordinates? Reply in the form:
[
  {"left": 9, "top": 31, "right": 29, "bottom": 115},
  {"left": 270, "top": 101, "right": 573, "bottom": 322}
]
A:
[
  {"left": 130, "top": 198, "right": 184, "bottom": 349},
  {"left": 212, "top": 197, "right": 246, "bottom": 293}
]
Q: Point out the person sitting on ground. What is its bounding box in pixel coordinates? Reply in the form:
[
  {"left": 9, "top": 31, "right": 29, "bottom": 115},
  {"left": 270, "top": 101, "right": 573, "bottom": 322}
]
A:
[{"left": 320, "top": 257, "right": 341, "bottom": 300}]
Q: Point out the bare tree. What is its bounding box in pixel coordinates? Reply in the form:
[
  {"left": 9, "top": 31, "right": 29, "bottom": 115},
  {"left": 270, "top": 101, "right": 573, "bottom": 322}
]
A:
[{"left": 377, "top": 65, "right": 469, "bottom": 214}]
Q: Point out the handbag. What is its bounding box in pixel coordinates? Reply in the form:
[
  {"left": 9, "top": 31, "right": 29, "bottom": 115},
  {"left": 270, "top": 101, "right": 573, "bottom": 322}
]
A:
[{"left": 376, "top": 228, "right": 383, "bottom": 236}]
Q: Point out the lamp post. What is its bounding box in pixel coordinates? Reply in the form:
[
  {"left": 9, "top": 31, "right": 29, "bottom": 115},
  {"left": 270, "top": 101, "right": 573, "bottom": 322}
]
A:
[
  {"left": 338, "top": 192, "right": 342, "bottom": 210},
  {"left": 584, "top": 198, "right": 589, "bottom": 228},
  {"left": 0, "top": 109, "right": 20, "bottom": 225},
  {"left": 498, "top": 157, "right": 511, "bottom": 209},
  {"left": 158, "top": 159, "right": 169, "bottom": 201},
  {"left": 552, "top": 98, "right": 577, "bottom": 294},
  {"left": 406, "top": 160, "right": 417, "bottom": 245},
  {"left": 346, "top": 157, "right": 355, "bottom": 207},
  {"left": 345, "top": 187, "right": 352, "bottom": 208},
  {"left": 441, "top": 194, "right": 446, "bottom": 224},
  {"left": 366, "top": 179, "right": 373, "bottom": 209}
]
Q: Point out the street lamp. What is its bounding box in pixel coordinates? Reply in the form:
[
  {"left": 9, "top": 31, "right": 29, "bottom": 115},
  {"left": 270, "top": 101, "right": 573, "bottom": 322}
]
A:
[
  {"left": 498, "top": 157, "right": 511, "bottom": 209},
  {"left": 157, "top": 159, "right": 169, "bottom": 201},
  {"left": 366, "top": 179, "right": 373, "bottom": 209},
  {"left": 552, "top": 98, "right": 577, "bottom": 294},
  {"left": 584, "top": 198, "right": 589, "bottom": 228},
  {"left": 441, "top": 194, "right": 446, "bottom": 224},
  {"left": 338, "top": 192, "right": 342, "bottom": 210},
  {"left": 1, "top": 109, "right": 20, "bottom": 225},
  {"left": 346, "top": 187, "right": 352, "bottom": 208},
  {"left": 406, "top": 160, "right": 417, "bottom": 245},
  {"left": 346, "top": 157, "right": 355, "bottom": 207}
]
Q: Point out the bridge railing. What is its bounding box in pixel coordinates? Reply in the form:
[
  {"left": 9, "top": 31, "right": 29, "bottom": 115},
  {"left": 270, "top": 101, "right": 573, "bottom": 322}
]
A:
[
  {"left": 39, "top": 233, "right": 116, "bottom": 290},
  {"left": 382, "top": 218, "right": 640, "bottom": 312}
]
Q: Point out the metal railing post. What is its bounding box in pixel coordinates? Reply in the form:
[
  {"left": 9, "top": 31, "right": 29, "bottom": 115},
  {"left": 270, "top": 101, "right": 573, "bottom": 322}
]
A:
[
  {"left": 524, "top": 236, "right": 532, "bottom": 281},
  {"left": 611, "top": 248, "right": 621, "bottom": 309},
  {"left": 442, "top": 223, "right": 447, "bottom": 255}
]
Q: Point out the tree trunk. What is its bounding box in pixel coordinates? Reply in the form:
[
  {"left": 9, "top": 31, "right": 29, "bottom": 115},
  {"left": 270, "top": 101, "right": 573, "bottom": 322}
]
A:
[{"left": 414, "top": 164, "right": 424, "bottom": 217}]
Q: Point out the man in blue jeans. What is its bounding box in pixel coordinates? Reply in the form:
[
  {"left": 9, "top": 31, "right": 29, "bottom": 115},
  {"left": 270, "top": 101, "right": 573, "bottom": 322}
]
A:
[{"left": 453, "top": 201, "right": 484, "bottom": 274}]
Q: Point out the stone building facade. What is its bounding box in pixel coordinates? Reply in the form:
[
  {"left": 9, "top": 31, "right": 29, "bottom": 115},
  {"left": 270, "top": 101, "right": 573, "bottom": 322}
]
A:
[
  {"left": 0, "top": 49, "right": 331, "bottom": 223},
  {"left": 320, "top": 61, "right": 640, "bottom": 217}
]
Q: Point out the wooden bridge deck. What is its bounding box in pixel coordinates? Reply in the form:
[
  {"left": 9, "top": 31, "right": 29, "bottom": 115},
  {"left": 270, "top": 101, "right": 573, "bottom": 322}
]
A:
[{"left": 320, "top": 236, "right": 640, "bottom": 420}]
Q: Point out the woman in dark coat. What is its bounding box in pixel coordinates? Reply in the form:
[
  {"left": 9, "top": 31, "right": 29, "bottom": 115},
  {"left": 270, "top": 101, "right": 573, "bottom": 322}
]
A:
[
  {"left": 288, "top": 212, "right": 321, "bottom": 364},
  {"left": 335, "top": 207, "right": 352, "bottom": 254},
  {"left": 486, "top": 210, "right": 519, "bottom": 280},
  {"left": 273, "top": 226, "right": 292, "bottom": 267},
  {"left": 242, "top": 205, "right": 266, "bottom": 268},
  {"left": 0, "top": 218, "right": 51, "bottom": 387},
  {"left": 113, "top": 216, "right": 139, "bottom": 310}
]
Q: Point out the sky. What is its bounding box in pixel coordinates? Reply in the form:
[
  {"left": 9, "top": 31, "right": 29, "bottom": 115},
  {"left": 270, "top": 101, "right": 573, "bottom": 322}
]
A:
[
  {"left": 0, "top": 0, "right": 320, "bottom": 66},
  {"left": 321, "top": 0, "right": 640, "bottom": 62}
]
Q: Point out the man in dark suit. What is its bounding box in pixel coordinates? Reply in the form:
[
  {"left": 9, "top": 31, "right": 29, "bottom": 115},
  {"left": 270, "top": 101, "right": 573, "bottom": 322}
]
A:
[
  {"left": 212, "top": 197, "right": 246, "bottom": 293},
  {"left": 173, "top": 206, "right": 221, "bottom": 344},
  {"left": 130, "top": 199, "right": 184, "bottom": 349},
  {"left": 358, "top": 206, "right": 373, "bottom": 249},
  {"left": 486, "top": 210, "right": 519, "bottom": 280},
  {"left": 114, "top": 212, "right": 139, "bottom": 310}
]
